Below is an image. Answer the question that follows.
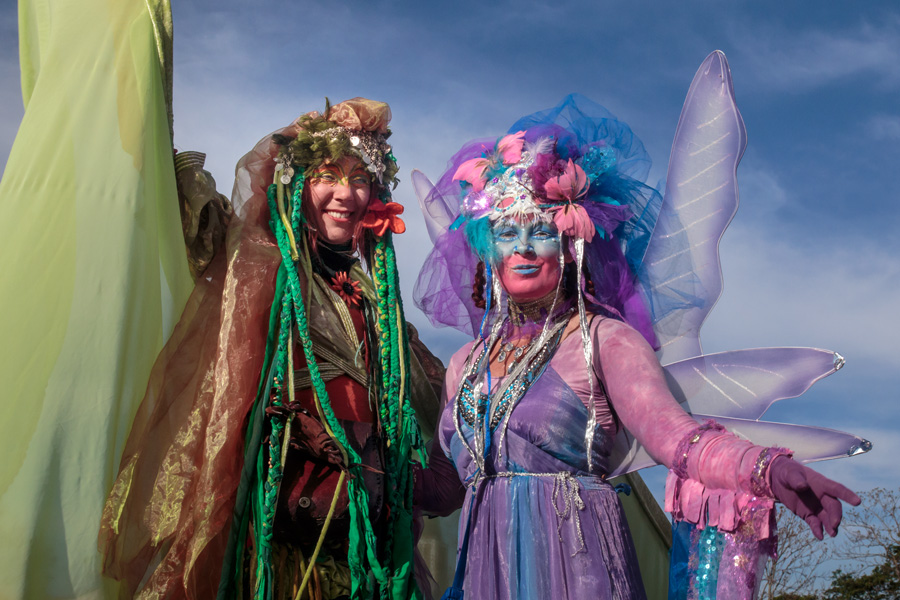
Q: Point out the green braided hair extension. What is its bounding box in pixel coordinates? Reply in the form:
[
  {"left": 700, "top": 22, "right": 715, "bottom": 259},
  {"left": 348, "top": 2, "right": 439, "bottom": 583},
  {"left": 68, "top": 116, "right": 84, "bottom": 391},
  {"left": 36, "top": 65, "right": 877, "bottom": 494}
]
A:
[
  {"left": 367, "top": 232, "right": 428, "bottom": 599},
  {"left": 265, "top": 176, "right": 402, "bottom": 600},
  {"left": 250, "top": 292, "right": 293, "bottom": 598},
  {"left": 230, "top": 107, "right": 422, "bottom": 598}
]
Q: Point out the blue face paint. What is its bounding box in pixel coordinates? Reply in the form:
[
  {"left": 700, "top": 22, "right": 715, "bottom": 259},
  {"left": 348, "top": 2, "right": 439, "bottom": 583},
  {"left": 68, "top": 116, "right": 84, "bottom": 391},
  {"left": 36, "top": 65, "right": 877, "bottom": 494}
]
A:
[
  {"left": 492, "top": 220, "right": 561, "bottom": 262},
  {"left": 492, "top": 219, "right": 564, "bottom": 301}
]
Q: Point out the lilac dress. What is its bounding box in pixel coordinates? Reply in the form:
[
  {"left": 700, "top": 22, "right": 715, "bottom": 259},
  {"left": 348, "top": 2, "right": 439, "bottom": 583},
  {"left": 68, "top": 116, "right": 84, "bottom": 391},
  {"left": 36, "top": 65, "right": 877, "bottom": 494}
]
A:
[
  {"left": 419, "top": 316, "right": 785, "bottom": 600},
  {"left": 435, "top": 326, "right": 646, "bottom": 600}
]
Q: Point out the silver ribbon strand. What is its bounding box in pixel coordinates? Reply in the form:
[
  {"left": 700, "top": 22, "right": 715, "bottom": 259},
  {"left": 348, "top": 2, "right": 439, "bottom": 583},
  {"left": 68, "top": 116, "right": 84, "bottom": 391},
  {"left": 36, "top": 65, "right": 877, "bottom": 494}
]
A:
[{"left": 574, "top": 238, "right": 597, "bottom": 473}]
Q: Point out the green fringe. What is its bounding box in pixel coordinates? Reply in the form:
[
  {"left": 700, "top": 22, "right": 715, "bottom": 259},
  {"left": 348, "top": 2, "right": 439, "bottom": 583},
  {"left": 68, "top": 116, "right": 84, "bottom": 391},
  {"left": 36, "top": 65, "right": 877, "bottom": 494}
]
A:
[{"left": 220, "top": 167, "right": 423, "bottom": 600}]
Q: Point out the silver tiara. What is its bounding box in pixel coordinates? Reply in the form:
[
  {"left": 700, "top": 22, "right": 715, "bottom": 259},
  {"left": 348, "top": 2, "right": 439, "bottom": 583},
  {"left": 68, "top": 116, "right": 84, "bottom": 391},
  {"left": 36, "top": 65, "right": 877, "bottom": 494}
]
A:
[{"left": 309, "top": 126, "right": 392, "bottom": 183}]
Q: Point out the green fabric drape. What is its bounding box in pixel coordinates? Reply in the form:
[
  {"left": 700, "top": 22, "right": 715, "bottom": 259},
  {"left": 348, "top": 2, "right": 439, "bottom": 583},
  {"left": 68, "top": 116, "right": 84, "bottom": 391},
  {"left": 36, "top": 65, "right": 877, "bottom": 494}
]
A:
[{"left": 0, "top": 1, "right": 191, "bottom": 597}]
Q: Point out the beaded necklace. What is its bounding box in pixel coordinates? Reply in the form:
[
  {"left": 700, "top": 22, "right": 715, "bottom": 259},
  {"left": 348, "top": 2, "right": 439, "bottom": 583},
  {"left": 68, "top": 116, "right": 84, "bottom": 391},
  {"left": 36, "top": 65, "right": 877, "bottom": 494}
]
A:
[{"left": 453, "top": 307, "right": 574, "bottom": 472}]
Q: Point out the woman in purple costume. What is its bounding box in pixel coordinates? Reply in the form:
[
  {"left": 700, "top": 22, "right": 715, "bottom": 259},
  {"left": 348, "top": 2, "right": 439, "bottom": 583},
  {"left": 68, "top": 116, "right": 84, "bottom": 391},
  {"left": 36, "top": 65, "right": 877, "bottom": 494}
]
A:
[{"left": 411, "top": 88, "right": 863, "bottom": 600}]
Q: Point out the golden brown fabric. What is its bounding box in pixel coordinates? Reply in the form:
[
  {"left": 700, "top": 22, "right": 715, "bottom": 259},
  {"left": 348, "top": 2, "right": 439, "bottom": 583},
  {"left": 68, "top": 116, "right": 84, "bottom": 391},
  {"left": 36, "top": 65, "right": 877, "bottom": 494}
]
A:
[
  {"left": 99, "top": 126, "right": 289, "bottom": 599},
  {"left": 248, "top": 540, "right": 353, "bottom": 600},
  {"left": 175, "top": 151, "right": 233, "bottom": 280},
  {"left": 322, "top": 97, "right": 391, "bottom": 134},
  {"left": 99, "top": 119, "right": 444, "bottom": 598}
]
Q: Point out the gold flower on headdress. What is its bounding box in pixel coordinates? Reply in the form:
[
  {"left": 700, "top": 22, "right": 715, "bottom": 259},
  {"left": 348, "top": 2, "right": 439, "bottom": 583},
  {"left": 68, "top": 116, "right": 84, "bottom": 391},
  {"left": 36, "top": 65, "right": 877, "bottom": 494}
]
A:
[{"left": 328, "top": 97, "right": 392, "bottom": 134}]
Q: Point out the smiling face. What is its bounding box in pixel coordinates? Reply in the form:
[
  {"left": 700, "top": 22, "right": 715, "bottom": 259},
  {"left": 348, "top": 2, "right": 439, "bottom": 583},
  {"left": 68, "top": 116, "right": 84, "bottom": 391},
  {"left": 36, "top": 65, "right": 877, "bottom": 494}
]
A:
[
  {"left": 492, "top": 218, "right": 562, "bottom": 302},
  {"left": 306, "top": 155, "right": 372, "bottom": 244}
]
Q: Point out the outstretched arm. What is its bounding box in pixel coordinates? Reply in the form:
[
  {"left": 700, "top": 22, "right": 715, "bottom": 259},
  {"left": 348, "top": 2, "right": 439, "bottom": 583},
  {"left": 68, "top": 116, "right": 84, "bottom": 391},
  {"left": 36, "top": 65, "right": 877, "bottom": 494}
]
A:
[{"left": 596, "top": 318, "right": 859, "bottom": 537}]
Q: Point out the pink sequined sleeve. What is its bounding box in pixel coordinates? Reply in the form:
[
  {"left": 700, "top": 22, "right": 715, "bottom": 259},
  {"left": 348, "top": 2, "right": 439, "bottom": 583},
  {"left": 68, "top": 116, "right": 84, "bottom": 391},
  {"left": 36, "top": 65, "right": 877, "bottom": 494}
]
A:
[{"left": 594, "top": 318, "right": 784, "bottom": 535}]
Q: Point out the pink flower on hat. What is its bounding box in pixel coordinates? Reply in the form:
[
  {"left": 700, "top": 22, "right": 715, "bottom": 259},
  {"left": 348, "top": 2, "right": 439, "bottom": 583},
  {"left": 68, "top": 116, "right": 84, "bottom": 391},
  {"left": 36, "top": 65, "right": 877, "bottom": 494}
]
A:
[
  {"left": 453, "top": 157, "right": 490, "bottom": 192},
  {"left": 550, "top": 204, "right": 595, "bottom": 242},
  {"left": 497, "top": 131, "right": 526, "bottom": 165},
  {"left": 544, "top": 159, "right": 589, "bottom": 203}
]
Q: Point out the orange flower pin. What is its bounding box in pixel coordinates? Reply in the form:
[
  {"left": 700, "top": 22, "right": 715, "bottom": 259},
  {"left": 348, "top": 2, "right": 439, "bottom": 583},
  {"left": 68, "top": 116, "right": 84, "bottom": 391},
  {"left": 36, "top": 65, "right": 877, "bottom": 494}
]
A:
[{"left": 360, "top": 200, "right": 406, "bottom": 237}]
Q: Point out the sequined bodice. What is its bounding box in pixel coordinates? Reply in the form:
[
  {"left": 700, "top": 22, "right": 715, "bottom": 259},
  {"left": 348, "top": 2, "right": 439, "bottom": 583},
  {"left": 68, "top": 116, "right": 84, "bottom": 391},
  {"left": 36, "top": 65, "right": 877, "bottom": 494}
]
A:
[{"left": 442, "top": 361, "right": 613, "bottom": 478}]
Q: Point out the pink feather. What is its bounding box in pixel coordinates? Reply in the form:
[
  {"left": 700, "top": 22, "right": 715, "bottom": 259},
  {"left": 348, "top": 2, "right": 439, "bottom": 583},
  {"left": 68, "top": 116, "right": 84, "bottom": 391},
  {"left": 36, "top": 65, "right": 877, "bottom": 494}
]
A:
[
  {"left": 497, "top": 131, "right": 526, "bottom": 165},
  {"left": 544, "top": 159, "right": 589, "bottom": 202},
  {"left": 452, "top": 157, "right": 490, "bottom": 192},
  {"left": 551, "top": 204, "right": 595, "bottom": 242}
]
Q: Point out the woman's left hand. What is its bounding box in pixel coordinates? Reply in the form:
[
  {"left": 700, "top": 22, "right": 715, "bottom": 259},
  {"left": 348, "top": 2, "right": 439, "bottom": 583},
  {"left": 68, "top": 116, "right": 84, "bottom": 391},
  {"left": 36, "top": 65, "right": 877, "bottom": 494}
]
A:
[{"left": 769, "top": 455, "right": 861, "bottom": 539}]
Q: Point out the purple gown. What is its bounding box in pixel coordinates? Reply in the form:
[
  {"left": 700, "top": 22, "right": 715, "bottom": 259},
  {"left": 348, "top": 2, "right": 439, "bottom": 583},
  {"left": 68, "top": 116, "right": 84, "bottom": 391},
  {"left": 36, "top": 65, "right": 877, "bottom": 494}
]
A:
[{"left": 437, "top": 335, "right": 646, "bottom": 600}]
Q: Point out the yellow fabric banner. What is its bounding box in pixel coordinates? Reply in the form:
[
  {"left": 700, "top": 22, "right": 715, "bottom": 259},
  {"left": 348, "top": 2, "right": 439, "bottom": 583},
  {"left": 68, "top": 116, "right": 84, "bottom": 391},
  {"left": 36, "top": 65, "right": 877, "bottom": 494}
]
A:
[{"left": 0, "top": 0, "right": 190, "bottom": 597}]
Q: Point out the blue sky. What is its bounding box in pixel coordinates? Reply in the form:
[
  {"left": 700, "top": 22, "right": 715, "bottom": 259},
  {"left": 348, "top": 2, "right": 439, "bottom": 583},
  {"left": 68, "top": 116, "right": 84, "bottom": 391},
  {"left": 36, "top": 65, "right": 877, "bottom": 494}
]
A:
[{"left": 1, "top": 1, "right": 898, "bottom": 500}]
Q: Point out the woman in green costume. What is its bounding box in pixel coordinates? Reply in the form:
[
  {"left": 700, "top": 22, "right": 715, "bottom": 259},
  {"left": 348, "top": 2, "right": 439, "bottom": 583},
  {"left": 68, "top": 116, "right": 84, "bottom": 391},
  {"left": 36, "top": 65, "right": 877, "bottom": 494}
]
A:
[{"left": 99, "top": 98, "right": 443, "bottom": 600}]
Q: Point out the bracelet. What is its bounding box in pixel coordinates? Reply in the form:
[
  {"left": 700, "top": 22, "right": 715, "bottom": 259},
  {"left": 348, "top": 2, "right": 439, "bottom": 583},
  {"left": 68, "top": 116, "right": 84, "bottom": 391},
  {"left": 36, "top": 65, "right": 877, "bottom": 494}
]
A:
[
  {"left": 671, "top": 419, "right": 725, "bottom": 480},
  {"left": 749, "top": 446, "right": 792, "bottom": 498}
]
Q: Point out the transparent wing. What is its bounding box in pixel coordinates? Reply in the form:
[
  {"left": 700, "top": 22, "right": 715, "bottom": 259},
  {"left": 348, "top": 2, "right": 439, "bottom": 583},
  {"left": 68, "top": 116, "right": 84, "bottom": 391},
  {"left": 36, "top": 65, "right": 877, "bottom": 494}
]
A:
[
  {"left": 702, "top": 416, "right": 872, "bottom": 464},
  {"left": 639, "top": 50, "right": 747, "bottom": 365},
  {"left": 412, "top": 169, "right": 457, "bottom": 243},
  {"left": 663, "top": 347, "right": 844, "bottom": 419},
  {"left": 609, "top": 53, "right": 872, "bottom": 477}
]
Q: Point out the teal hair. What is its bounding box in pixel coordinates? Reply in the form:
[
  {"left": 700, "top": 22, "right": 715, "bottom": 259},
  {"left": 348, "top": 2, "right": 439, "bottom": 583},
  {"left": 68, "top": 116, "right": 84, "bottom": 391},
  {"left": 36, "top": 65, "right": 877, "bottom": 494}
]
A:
[{"left": 464, "top": 217, "right": 496, "bottom": 262}]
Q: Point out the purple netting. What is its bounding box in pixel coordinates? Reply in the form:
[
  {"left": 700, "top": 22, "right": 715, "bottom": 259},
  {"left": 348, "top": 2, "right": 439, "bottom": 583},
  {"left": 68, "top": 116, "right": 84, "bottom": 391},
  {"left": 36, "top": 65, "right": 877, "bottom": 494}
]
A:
[
  {"left": 414, "top": 227, "right": 482, "bottom": 337},
  {"left": 413, "top": 95, "right": 663, "bottom": 342}
]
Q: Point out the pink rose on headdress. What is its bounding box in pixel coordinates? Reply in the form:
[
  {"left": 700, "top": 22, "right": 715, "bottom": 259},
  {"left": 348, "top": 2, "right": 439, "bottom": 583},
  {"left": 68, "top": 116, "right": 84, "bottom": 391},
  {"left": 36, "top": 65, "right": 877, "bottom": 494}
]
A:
[
  {"left": 327, "top": 97, "right": 392, "bottom": 134},
  {"left": 544, "top": 159, "right": 589, "bottom": 202},
  {"left": 361, "top": 199, "right": 406, "bottom": 237},
  {"left": 453, "top": 157, "right": 490, "bottom": 193},
  {"left": 550, "top": 203, "right": 595, "bottom": 242},
  {"left": 497, "top": 131, "right": 526, "bottom": 165}
]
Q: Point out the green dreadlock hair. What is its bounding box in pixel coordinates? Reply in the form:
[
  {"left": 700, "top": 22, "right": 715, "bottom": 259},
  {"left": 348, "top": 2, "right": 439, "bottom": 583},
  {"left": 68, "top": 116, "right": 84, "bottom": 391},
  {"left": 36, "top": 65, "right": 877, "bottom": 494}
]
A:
[{"left": 220, "top": 102, "right": 424, "bottom": 600}]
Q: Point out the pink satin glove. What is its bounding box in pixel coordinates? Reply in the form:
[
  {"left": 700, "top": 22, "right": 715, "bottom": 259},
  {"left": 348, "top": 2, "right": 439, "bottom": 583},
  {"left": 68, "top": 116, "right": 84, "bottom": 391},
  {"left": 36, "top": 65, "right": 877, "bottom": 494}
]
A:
[{"left": 770, "top": 455, "right": 861, "bottom": 540}]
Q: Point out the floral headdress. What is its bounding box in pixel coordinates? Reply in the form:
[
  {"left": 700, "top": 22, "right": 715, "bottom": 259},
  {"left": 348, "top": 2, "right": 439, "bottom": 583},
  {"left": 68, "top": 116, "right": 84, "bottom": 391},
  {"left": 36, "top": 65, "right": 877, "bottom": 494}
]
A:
[
  {"left": 415, "top": 95, "right": 661, "bottom": 342},
  {"left": 451, "top": 129, "right": 631, "bottom": 253},
  {"left": 270, "top": 98, "right": 406, "bottom": 259},
  {"left": 277, "top": 97, "right": 399, "bottom": 188}
]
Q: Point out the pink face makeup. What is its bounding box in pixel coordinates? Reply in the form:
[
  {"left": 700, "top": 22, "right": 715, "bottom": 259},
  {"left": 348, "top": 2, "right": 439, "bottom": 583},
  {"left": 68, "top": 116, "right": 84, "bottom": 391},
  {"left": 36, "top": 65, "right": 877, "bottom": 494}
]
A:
[
  {"left": 307, "top": 155, "right": 372, "bottom": 244},
  {"left": 493, "top": 219, "right": 562, "bottom": 302}
]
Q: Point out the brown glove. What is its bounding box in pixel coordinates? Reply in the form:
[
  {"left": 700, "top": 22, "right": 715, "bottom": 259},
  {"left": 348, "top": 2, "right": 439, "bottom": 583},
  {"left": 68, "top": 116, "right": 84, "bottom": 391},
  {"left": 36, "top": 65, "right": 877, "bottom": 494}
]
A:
[{"left": 266, "top": 404, "right": 346, "bottom": 470}]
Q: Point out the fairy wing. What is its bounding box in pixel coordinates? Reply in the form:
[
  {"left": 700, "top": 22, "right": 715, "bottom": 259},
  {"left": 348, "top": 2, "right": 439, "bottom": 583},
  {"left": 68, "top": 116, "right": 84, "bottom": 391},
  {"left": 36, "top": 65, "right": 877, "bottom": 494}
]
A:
[
  {"left": 639, "top": 50, "right": 746, "bottom": 366},
  {"left": 608, "top": 348, "right": 866, "bottom": 475},
  {"left": 610, "top": 415, "right": 871, "bottom": 477},
  {"left": 610, "top": 51, "right": 871, "bottom": 475},
  {"left": 663, "top": 347, "right": 844, "bottom": 419}
]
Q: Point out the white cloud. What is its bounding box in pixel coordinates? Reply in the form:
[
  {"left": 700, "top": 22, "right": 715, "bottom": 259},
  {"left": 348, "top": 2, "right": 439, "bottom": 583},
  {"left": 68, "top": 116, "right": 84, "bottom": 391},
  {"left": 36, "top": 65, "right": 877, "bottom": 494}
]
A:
[
  {"left": 703, "top": 222, "right": 900, "bottom": 368},
  {"left": 866, "top": 113, "right": 900, "bottom": 141},
  {"left": 732, "top": 19, "right": 900, "bottom": 91},
  {"left": 736, "top": 166, "right": 789, "bottom": 215}
]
